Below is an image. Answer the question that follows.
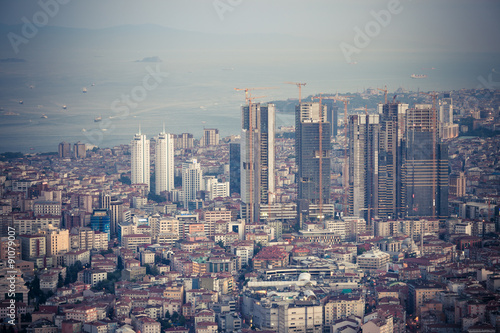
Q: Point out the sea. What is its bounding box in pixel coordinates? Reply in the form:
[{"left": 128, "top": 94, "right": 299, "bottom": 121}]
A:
[{"left": 0, "top": 45, "right": 498, "bottom": 153}]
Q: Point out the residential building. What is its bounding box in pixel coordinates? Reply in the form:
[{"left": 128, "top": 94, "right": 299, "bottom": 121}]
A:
[
  {"left": 131, "top": 130, "right": 150, "bottom": 190},
  {"left": 155, "top": 130, "right": 175, "bottom": 195}
]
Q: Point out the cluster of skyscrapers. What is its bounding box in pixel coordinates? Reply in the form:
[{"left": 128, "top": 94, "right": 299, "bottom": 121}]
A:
[
  {"left": 127, "top": 94, "right": 450, "bottom": 226},
  {"left": 348, "top": 101, "right": 449, "bottom": 223}
]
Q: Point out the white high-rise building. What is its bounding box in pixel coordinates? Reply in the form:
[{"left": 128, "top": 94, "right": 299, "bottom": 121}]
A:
[
  {"left": 131, "top": 130, "right": 150, "bottom": 190},
  {"left": 182, "top": 159, "right": 202, "bottom": 208},
  {"left": 155, "top": 130, "right": 174, "bottom": 195}
]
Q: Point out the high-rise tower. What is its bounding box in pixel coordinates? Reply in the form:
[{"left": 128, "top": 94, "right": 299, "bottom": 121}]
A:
[
  {"left": 240, "top": 103, "right": 275, "bottom": 222},
  {"left": 295, "top": 102, "right": 330, "bottom": 205},
  {"left": 348, "top": 114, "right": 380, "bottom": 221},
  {"left": 131, "top": 130, "right": 150, "bottom": 191},
  {"left": 155, "top": 129, "right": 174, "bottom": 195},
  {"left": 378, "top": 102, "right": 408, "bottom": 219},
  {"left": 404, "top": 105, "right": 449, "bottom": 218},
  {"left": 182, "top": 159, "right": 202, "bottom": 208}
]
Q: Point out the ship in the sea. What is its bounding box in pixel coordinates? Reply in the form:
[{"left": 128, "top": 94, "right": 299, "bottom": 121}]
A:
[
  {"left": 94, "top": 115, "right": 102, "bottom": 122},
  {"left": 410, "top": 74, "right": 427, "bottom": 79},
  {"left": 83, "top": 87, "right": 87, "bottom": 93},
  {"left": 41, "top": 114, "right": 48, "bottom": 119}
]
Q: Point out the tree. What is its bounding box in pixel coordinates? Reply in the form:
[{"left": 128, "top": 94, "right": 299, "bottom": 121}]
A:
[
  {"left": 57, "top": 273, "right": 64, "bottom": 288},
  {"left": 117, "top": 256, "right": 124, "bottom": 270},
  {"left": 254, "top": 242, "right": 263, "bottom": 255}
]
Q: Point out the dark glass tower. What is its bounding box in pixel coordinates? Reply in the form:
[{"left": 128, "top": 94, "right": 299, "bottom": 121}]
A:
[
  {"left": 229, "top": 142, "right": 241, "bottom": 196},
  {"left": 404, "top": 105, "right": 449, "bottom": 218},
  {"left": 295, "top": 102, "right": 331, "bottom": 205}
]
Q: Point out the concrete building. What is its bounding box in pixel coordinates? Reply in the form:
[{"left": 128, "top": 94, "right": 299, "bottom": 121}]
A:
[
  {"left": 45, "top": 228, "right": 69, "bottom": 256},
  {"left": 357, "top": 248, "right": 390, "bottom": 272},
  {"left": 19, "top": 234, "right": 46, "bottom": 261},
  {"left": 278, "top": 301, "right": 323, "bottom": 333}
]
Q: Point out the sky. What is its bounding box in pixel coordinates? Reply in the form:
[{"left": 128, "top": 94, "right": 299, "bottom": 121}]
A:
[{"left": 1, "top": 0, "right": 499, "bottom": 54}]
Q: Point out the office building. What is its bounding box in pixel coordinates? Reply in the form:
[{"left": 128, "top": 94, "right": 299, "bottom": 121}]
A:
[
  {"left": 110, "top": 200, "right": 123, "bottom": 237},
  {"left": 73, "top": 142, "right": 86, "bottom": 159},
  {"left": 90, "top": 209, "right": 110, "bottom": 240},
  {"left": 324, "top": 100, "right": 339, "bottom": 138},
  {"left": 155, "top": 130, "right": 174, "bottom": 195},
  {"left": 182, "top": 159, "right": 202, "bottom": 208},
  {"left": 229, "top": 142, "right": 241, "bottom": 196},
  {"left": 404, "top": 105, "right": 449, "bottom": 218},
  {"left": 131, "top": 130, "right": 150, "bottom": 190},
  {"left": 377, "top": 102, "right": 408, "bottom": 219},
  {"left": 348, "top": 114, "right": 379, "bottom": 221},
  {"left": 295, "top": 102, "right": 330, "bottom": 207},
  {"left": 241, "top": 103, "right": 275, "bottom": 222},
  {"left": 58, "top": 142, "right": 71, "bottom": 158}
]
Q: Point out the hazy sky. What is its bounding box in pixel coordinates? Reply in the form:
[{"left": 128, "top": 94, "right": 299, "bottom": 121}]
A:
[{"left": 1, "top": 0, "right": 499, "bottom": 53}]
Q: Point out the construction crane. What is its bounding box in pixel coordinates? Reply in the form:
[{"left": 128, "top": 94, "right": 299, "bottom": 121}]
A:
[
  {"left": 419, "top": 91, "right": 439, "bottom": 218},
  {"left": 234, "top": 87, "right": 277, "bottom": 223},
  {"left": 377, "top": 85, "right": 388, "bottom": 104},
  {"left": 284, "top": 82, "right": 307, "bottom": 103}
]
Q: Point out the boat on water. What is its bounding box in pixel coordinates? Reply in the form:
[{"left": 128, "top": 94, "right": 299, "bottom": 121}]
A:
[
  {"left": 83, "top": 87, "right": 87, "bottom": 93},
  {"left": 41, "top": 114, "right": 47, "bottom": 119},
  {"left": 62, "top": 105, "right": 67, "bottom": 109},
  {"left": 94, "top": 116, "right": 102, "bottom": 122},
  {"left": 410, "top": 74, "right": 427, "bottom": 79},
  {"left": 19, "top": 100, "right": 23, "bottom": 104}
]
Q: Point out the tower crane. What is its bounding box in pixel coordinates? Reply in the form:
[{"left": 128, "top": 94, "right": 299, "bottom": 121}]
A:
[
  {"left": 234, "top": 87, "right": 277, "bottom": 223},
  {"left": 284, "top": 82, "right": 307, "bottom": 103},
  {"left": 377, "top": 85, "right": 388, "bottom": 104}
]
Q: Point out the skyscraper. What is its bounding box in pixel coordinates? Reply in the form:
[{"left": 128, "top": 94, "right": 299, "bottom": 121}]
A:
[
  {"left": 348, "top": 114, "right": 380, "bottom": 221},
  {"left": 240, "top": 103, "right": 275, "bottom": 222},
  {"left": 182, "top": 159, "right": 202, "bottom": 208},
  {"left": 155, "top": 130, "right": 174, "bottom": 195},
  {"left": 404, "top": 105, "right": 449, "bottom": 218},
  {"left": 377, "top": 102, "right": 408, "bottom": 219},
  {"left": 324, "top": 100, "right": 339, "bottom": 138},
  {"left": 58, "top": 142, "right": 71, "bottom": 158},
  {"left": 295, "top": 102, "right": 330, "bottom": 205},
  {"left": 229, "top": 142, "right": 241, "bottom": 196},
  {"left": 74, "top": 142, "right": 86, "bottom": 159},
  {"left": 131, "top": 130, "right": 150, "bottom": 191}
]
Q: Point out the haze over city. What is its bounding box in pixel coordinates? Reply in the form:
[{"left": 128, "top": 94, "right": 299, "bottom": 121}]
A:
[{"left": 0, "top": 2, "right": 499, "bottom": 333}]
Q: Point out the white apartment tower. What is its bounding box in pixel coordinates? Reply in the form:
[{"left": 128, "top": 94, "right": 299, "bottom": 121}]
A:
[
  {"left": 182, "top": 159, "right": 203, "bottom": 208},
  {"left": 131, "top": 130, "right": 150, "bottom": 191},
  {"left": 155, "top": 129, "right": 175, "bottom": 195}
]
